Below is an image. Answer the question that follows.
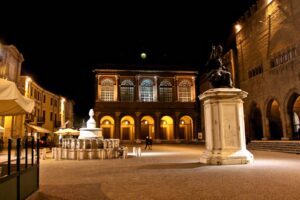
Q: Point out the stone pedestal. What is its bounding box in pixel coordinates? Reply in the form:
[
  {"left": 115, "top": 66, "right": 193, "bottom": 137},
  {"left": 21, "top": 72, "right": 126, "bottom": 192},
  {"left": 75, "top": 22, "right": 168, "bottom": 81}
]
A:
[{"left": 199, "top": 88, "right": 253, "bottom": 165}]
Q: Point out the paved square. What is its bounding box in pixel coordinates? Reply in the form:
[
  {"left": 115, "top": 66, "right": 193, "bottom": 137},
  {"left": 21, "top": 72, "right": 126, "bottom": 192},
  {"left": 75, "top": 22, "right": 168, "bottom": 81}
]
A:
[{"left": 27, "top": 144, "right": 300, "bottom": 200}]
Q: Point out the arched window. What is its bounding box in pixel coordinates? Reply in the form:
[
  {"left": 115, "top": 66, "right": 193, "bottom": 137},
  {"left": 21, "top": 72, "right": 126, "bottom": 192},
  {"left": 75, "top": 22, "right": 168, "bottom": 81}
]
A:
[
  {"left": 120, "top": 80, "right": 134, "bottom": 102},
  {"left": 159, "top": 80, "right": 172, "bottom": 102},
  {"left": 141, "top": 79, "right": 153, "bottom": 102},
  {"left": 101, "top": 78, "right": 114, "bottom": 101},
  {"left": 178, "top": 80, "right": 191, "bottom": 102}
]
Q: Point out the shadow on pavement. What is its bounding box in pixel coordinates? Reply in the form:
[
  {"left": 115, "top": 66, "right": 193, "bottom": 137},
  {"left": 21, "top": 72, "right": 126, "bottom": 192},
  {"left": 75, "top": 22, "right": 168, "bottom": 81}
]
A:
[
  {"left": 27, "top": 183, "right": 112, "bottom": 200},
  {"left": 138, "top": 162, "right": 205, "bottom": 170}
]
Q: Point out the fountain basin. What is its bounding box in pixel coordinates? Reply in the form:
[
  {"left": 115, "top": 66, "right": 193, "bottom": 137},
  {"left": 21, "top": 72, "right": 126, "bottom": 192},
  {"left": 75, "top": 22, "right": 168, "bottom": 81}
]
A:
[{"left": 78, "top": 128, "right": 103, "bottom": 139}]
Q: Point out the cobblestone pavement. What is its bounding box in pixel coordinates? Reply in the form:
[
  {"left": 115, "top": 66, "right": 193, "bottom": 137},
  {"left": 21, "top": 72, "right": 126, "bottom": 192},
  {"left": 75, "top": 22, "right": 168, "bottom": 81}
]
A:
[{"left": 27, "top": 144, "right": 300, "bottom": 200}]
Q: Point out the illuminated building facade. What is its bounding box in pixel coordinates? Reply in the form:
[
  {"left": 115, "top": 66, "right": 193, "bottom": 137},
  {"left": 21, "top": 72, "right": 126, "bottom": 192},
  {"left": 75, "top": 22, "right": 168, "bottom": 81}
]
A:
[
  {"left": 94, "top": 65, "right": 199, "bottom": 142},
  {"left": 0, "top": 45, "right": 25, "bottom": 141},
  {"left": 19, "top": 76, "right": 75, "bottom": 135},
  {"left": 0, "top": 44, "right": 74, "bottom": 144},
  {"left": 235, "top": 0, "right": 300, "bottom": 140}
]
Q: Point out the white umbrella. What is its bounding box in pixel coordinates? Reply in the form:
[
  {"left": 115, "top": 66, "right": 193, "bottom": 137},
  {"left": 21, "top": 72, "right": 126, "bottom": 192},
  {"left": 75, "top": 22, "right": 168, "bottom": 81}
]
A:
[
  {"left": 54, "top": 128, "right": 80, "bottom": 136},
  {"left": 0, "top": 79, "right": 34, "bottom": 115}
]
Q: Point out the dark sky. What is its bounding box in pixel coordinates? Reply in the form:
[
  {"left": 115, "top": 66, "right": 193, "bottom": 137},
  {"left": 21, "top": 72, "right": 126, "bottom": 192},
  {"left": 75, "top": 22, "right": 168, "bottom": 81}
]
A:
[{"left": 1, "top": 1, "right": 256, "bottom": 119}]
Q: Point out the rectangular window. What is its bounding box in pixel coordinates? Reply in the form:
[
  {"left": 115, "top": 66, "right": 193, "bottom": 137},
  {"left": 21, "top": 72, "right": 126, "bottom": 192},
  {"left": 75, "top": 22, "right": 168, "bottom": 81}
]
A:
[
  {"left": 159, "top": 87, "right": 172, "bottom": 102},
  {"left": 101, "top": 87, "right": 114, "bottom": 101},
  {"left": 43, "top": 95, "right": 46, "bottom": 103},
  {"left": 178, "top": 88, "right": 191, "bottom": 102},
  {"left": 43, "top": 110, "right": 46, "bottom": 121},
  {"left": 50, "top": 112, "right": 53, "bottom": 121},
  {"left": 121, "top": 86, "right": 134, "bottom": 101},
  {"left": 141, "top": 86, "right": 153, "bottom": 102}
]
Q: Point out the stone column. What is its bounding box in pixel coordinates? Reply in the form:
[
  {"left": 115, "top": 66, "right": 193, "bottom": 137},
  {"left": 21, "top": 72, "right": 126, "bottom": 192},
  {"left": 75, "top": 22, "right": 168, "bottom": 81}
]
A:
[
  {"left": 284, "top": 111, "right": 293, "bottom": 139},
  {"left": 191, "top": 76, "right": 196, "bottom": 101},
  {"left": 262, "top": 115, "right": 270, "bottom": 140},
  {"left": 116, "top": 76, "right": 120, "bottom": 102},
  {"left": 135, "top": 76, "right": 140, "bottom": 102},
  {"left": 174, "top": 112, "right": 180, "bottom": 139},
  {"left": 95, "top": 74, "right": 99, "bottom": 100},
  {"left": 173, "top": 77, "right": 178, "bottom": 102},
  {"left": 153, "top": 76, "right": 158, "bottom": 102},
  {"left": 192, "top": 113, "right": 198, "bottom": 140},
  {"left": 157, "top": 78, "right": 160, "bottom": 102},
  {"left": 135, "top": 112, "right": 141, "bottom": 139},
  {"left": 114, "top": 112, "right": 121, "bottom": 139},
  {"left": 199, "top": 88, "right": 253, "bottom": 165},
  {"left": 155, "top": 112, "right": 161, "bottom": 139},
  {"left": 279, "top": 105, "right": 289, "bottom": 140}
]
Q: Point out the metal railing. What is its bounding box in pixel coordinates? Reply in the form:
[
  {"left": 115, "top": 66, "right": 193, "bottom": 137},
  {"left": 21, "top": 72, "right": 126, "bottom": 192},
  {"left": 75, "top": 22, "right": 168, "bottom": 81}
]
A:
[{"left": 0, "top": 137, "right": 40, "bottom": 200}]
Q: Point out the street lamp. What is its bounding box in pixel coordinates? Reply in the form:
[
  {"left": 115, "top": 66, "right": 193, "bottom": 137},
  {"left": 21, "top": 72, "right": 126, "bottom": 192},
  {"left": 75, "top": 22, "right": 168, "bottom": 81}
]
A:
[{"left": 25, "top": 77, "right": 32, "bottom": 97}]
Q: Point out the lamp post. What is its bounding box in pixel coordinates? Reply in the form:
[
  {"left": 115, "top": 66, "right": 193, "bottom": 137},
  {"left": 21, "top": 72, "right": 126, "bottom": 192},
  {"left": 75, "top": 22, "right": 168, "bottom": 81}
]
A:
[{"left": 60, "top": 98, "right": 65, "bottom": 128}]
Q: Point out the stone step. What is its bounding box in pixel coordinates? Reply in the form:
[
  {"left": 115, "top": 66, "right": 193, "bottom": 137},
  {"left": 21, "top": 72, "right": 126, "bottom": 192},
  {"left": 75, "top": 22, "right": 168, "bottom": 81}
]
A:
[{"left": 247, "top": 141, "right": 300, "bottom": 154}]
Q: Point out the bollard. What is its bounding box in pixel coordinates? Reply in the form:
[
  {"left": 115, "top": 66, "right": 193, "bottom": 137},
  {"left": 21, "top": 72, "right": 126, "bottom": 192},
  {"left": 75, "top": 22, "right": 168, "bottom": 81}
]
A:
[
  {"left": 52, "top": 147, "right": 56, "bottom": 159},
  {"left": 42, "top": 148, "right": 46, "bottom": 160},
  {"left": 123, "top": 147, "right": 128, "bottom": 159},
  {"left": 137, "top": 147, "right": 142, "bottom": 157},
  {"left": 58, "top": 148, "right": 62, "bottom": 160},
  {"left": 132, "top": 147, "right": 136, "bottom": 156}
]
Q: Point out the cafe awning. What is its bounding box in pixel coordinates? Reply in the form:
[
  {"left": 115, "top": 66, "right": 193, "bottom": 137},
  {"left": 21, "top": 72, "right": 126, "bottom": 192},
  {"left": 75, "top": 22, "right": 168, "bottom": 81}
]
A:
[
  {"left": 26, "top": 123, "right": 52, "bottom": 133},
  {"left": 0, "top": 79, "right": 34, "bottom": 116}
]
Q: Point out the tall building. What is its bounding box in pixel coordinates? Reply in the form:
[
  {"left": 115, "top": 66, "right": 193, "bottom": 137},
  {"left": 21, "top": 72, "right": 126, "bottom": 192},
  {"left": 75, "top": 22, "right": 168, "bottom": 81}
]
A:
[
  {"left": 0, "top": 44, "right": 74, "bottom": 144},
  {"left": 0, "top": 45, "right": 26, "bottom": 141},
  {"left": 235, "top": 0, "right": 300, "bottom": 140},
  {"left": 94, "top": 65, "right": 200, "bottom": 142},
  {"left": 19, "top": 76, "right": 75, "bottom": 139}
]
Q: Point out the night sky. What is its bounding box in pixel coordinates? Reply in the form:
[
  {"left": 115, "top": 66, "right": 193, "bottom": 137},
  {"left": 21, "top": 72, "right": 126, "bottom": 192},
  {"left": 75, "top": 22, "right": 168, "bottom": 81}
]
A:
[{"left": 1, "top": 1, "right": 256, "bottom": 120}]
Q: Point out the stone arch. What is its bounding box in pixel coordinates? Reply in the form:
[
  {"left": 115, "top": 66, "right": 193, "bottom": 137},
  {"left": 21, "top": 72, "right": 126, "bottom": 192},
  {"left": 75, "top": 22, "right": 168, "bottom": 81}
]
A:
[
  {"left": 160, "top": 116, "right": 174, "bottom": 140},
  {"left": 100, "top": 116, "right": 115, "bottom": 139},
  {"left": 285, "top": 90, "right": 300, "bottom": 139},
  {"left": 248, "top": 102, "right": 263, "bottom": 140},
  {"left": 179, "top": 115, "right": 193, "bottom": 140},
  {"left": 140, "top": 115, "right": 155, "bottom": 140},
  {"left": 120, "top": 115, "right": 135, "bottom": 141},
  {"left": 266, "top": 98, "right": 283, "bottom": 140}
]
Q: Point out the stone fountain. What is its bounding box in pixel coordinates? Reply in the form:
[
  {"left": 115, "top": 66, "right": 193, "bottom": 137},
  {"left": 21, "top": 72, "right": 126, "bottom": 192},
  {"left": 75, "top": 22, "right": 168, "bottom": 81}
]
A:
[
  {"left": 52, "top": 109, "right": 125, "bottom": 160},
  {"left": 78, "top": 109, "right": 103, "bottom": 139}
]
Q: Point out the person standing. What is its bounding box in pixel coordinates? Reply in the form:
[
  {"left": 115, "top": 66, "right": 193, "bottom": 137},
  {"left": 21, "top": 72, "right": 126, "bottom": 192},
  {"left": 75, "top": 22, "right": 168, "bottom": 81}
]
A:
[{"left": 144, "top": 136, "right": 149, "bottom": 150}]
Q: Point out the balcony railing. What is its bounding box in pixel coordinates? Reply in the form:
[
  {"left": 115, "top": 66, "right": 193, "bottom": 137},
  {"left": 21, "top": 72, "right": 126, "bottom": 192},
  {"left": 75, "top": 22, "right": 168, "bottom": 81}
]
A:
[
  {"left": 25, "top": 114, "right": 35, "bottom": 123},
  {"left": 37, "top": 117, "right": 45, "bottom": 125}
]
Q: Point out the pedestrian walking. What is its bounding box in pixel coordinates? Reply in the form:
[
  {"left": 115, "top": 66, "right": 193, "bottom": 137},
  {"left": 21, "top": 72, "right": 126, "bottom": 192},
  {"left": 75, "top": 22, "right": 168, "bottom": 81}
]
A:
[{"left": 145, "top": 136, "right": 150, "bottom": 150}]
